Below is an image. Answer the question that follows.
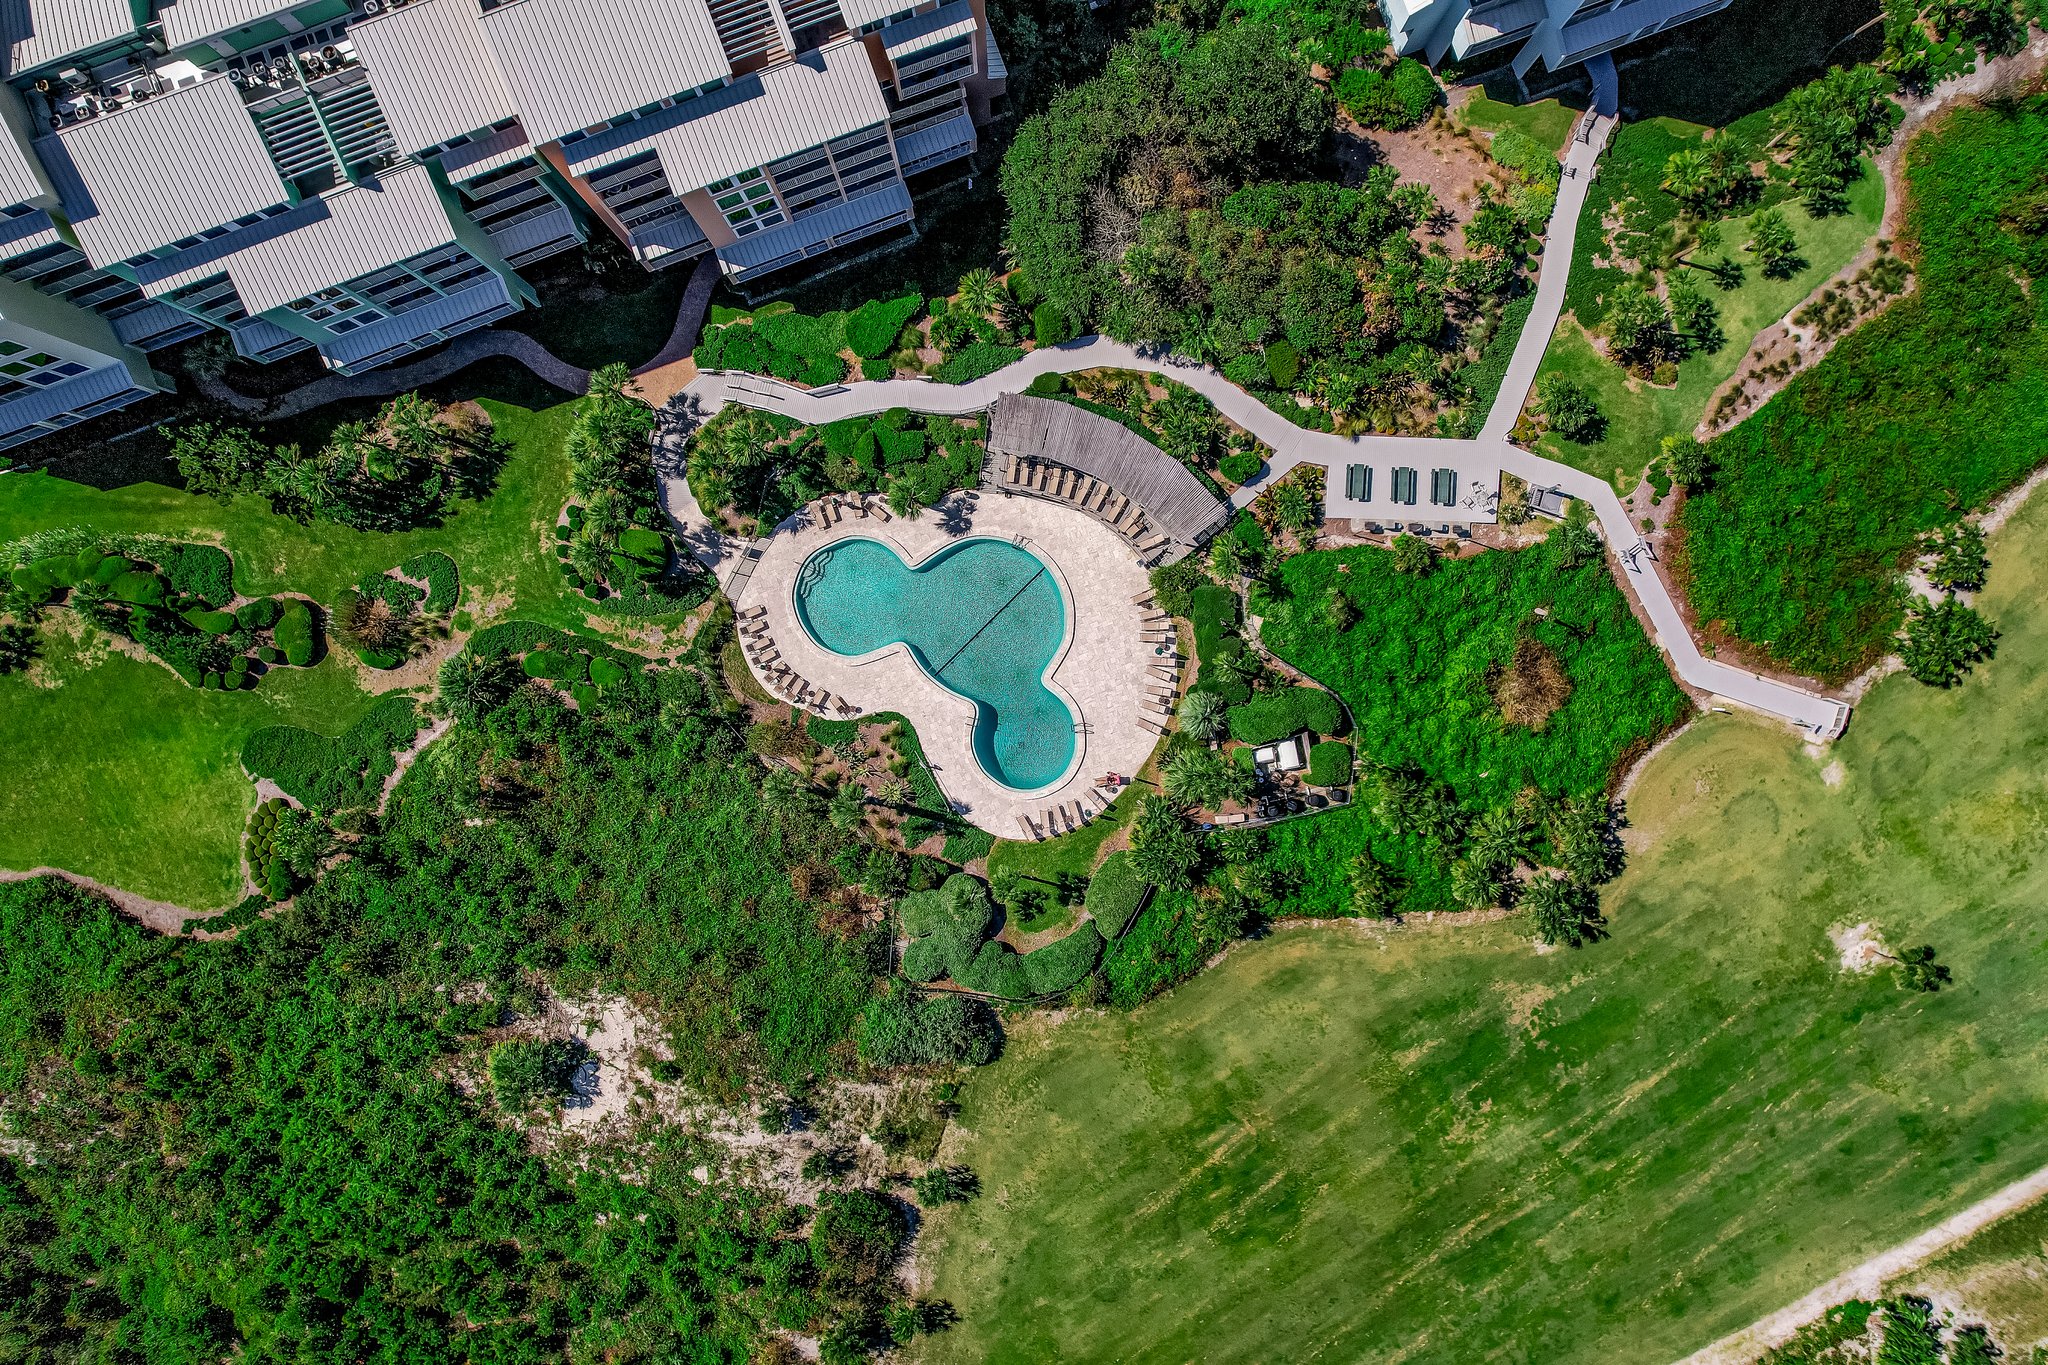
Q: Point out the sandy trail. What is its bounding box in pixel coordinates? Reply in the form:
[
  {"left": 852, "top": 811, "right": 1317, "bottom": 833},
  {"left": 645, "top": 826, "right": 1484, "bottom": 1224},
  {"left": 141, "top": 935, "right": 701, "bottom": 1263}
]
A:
[{"left": 1672, "top": 1161, "right": 2048, "bottom": 1365}]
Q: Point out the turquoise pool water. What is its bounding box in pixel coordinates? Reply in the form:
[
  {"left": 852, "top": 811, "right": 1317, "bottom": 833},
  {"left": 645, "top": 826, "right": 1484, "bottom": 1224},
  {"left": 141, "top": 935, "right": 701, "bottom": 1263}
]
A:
[{"left": 793, "top": 537, "right": 1075, "bottom": 791}]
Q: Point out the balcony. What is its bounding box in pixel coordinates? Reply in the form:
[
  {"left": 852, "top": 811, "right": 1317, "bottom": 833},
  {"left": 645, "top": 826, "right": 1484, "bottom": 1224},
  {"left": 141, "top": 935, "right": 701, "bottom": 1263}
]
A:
[
  {"left": 0, "top": 364, "right": 153, "bottom": 450},
  {"left": 894, "top": 112, "right": 975, "bottom": 176},
  {"left": 717, "top": 179, "right": 912, "bottom": 282},
  {"left": 317, "top": 274, "right": 521, "bottom": 374}
]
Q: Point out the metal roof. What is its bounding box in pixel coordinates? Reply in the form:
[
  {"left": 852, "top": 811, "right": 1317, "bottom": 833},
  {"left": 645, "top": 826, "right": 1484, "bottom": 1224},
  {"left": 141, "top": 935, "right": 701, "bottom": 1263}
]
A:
[
  {"left": 986, "top": 394, "right": 1230, "bottom": 548},
  {"left": 835, "top": 0, "right": 913, "bottom": 28},
  {"left": 478, "top": 0, "right": 730, "bottom": 146},
  {"left": 189, "top": 160, "right": 462, "bottom": 313},
  {"left": 0, "top": 111, "right": 50, "bottom": 210},
  {"left": 156, "top": 0, "right": 301, "bottom": 50},
  {"left": 572, "top": 40, "right": 884, "bottom": 194},
  {"left": 2, "top": 0, "right": 137, "bottom": 78},
  {"left": 41, "top": 76, "right": 287, "bottom": 264},
  {"left": 436, "top": 121, "right": 534, "bottom": 182},
  {"left": 717, "top": 177, "right": 904, "bottom": 271},
  {"left": 0, "top": 206, "right": 60, "bottom": 256},
  {"left": 0, "top": 360, "right": 139, "bottom": 428},
  {"left": 879, "top": 0, "right": 974, "bottom": 59},
  {"left": 318, "top": 270, "right": 513, "bottom": 365},
  {"left": 350, "top": 0, "right": 519, "bottom": 152}
]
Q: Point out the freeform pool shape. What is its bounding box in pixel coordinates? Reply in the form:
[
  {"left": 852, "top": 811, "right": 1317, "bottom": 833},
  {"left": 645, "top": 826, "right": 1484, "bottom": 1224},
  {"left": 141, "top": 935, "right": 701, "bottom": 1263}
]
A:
[{"left": 793, "top": 537, "right": 1076, "bottom": 791}]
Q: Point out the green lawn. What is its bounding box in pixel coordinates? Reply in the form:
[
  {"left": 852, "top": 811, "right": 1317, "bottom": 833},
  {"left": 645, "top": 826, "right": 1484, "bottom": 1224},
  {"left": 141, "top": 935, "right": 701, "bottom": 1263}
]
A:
[
  {"left": 1457, "top": 93, "right": 1580, "bottom": 154},
  {"left": 1536, "top": 162, "right": 1884, "bottom": 492},
  {"left": 0, "top": 374, "right": 602, "bottom": 904},
  {"left": 915, "top": 488, "right": 2048, "bottom": 1364},
  {"left": 985, "top": 786, "right": 1140, "bottom": 886}
]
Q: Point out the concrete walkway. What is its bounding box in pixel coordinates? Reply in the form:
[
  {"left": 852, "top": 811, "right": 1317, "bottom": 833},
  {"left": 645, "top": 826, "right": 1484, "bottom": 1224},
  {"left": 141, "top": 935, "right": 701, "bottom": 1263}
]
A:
[{"left": 660, "top": 94, "right": 1846, "bottom": 742}]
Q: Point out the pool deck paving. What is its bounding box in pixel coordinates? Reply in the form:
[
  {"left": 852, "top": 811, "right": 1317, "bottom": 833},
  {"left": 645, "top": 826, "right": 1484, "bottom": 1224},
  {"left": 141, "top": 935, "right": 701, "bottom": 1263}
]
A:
[{"left": 730, "top": 491, "right": 1162, "bottom": 838}]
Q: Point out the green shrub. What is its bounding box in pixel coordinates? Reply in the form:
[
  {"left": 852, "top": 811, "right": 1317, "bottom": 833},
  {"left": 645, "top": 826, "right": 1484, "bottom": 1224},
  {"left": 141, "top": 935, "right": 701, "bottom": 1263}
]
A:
[
  {"left": 855, "top": 986, "right": 1000, "bottom": 1066},
  {"left": 273, "top": 597, "right": 316, "bottom": 666},
  {"left": 89, "top": 554, "right": 131, "bottom": 587},
  {"left": 1265, "top": 339, "right": 1300, "bottom": 389},
  {"left": 1490, "top": 128, "right": 1561, "bottom": 186},
  {"left": 1336, "top": 57, "right": 1439, "bottom": 130},
  {"left": 186, "top": 609, "right": 236, "bottom": 635},
  {"left": 488, "top": 1038, "right": 580, "bottom": 1111},
  {"left": 1228, "top": 686, "right": 1343, "bottom": 745},
  {"left": 1307, "top": 740, "right": 1354, "bottom": 787},
  {"left": 1031, "top": 302, "right": 1076, "bottom": 347},
  {"left": 1218, "top": 451, "right": 1263, "bottom": 484},
  {"left": 1023, "top": 922, "right": 1105, "bottom": 993},
  {"left": 1083, "top": 850, "right": 1149, "bottom": 938},
  {"left": 235, "top": 597, "right": 281, "bottom": 630},
  {"left": 240, "top": 696, "right": 423, "bottom": 811},
  {"left": 398, "top": 551, "right": 460, "bottom": 614},
  {"left": 877, "top": 428, "right": 926, "bottom": 467},
  {"left": 589, "top": 656, "right": 629, "bottom": 687},
  {"left": 155, "top": 543, "right": 233, "bottom": 605},
  {"left": 755, "top": 307, "right": 847, "bottom": 360},
  {"left": 108, "top": 570, "right": 165, "bottom": 605},
  {"left": 845, "top": 293, "right": 924, "bottom": 358},
  {"left": 355, "top": 647, "right": 404, "bottom": 670},
  {"left": 1026, "top": 372, "right": 1067, "bottom": 397},
  {"left": 860, "top": 354, "right": 894, "bottom": 380},
  {"left": 522, "top": 649, "right": 589, "bottom": 682},
  {"left": 1222, "top": 355, "right": 1266, "bottom": 389},
  {"left": 935, "top": 343, "right": 1024, "bottom": 384}
]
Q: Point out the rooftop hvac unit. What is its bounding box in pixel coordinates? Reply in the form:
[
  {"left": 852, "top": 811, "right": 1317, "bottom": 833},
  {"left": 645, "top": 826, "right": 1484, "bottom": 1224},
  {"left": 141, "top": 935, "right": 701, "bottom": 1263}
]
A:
[
  {"left": 363, "top": 0, "right": 383, "bottom": 13},
  {"left": 322, "top": 45, "right": 341, "bottom": 62}
]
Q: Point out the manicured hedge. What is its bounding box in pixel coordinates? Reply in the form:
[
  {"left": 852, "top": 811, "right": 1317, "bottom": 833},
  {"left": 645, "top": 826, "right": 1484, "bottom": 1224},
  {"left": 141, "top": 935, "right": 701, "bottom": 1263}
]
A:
[
  {"left": 273, "top": 597, "right": 317, "bottom": 666},
  {"left": 108, "top": 570, "right": 165, "bottom": 606},
  {"left": 236, "top": 597, "right": 281, "bottom": 630},
  {"left": 1021, "top": 921, "right": 1104, "bottom": 994},
  {"left": 1083, "top": 850, "right": 1149, "bottom": 938},
  {"left": 399, "top": 551, "right": 460, "bottom": 614},
  {"left": 156, "top": 543, "right": 233, "bottom": 606},
  {"left": 845, "top": 293, "right": 924, "bottom": 358},
  {"left": 589, "top": 656, "right": 630, "bottom": 687},
  {"left": 935, "top": 343, "right": 1024, "bottom": 385},
  {"left": 187, "top": 609, "right": 236, "bottom": 635},
  {"left": 467, "top": 620, "right": 639, "bottom": 670},
  {"left": 901, "top": 873, "right": 1106, "bottom": 998},
  {"left": 1032, "top": 302, "right": 1077, "bottom": 347},
  {"left": 241, "top": 696, "right": 424, "bottom": 811},
  {"left": 355, "top": 647, "right": 405, "bottom": 670},
  {"left": 1219, "top": 451, "right": 1263, "bottom": 484},
  {"left": 1228, "top": 685, "right": 1343, "bottom": 745},
  {"left": 1307, "top": 740, "right": 1353, "bottom": 788},
  {"left": 523, "top": 649, "right": 591, "bottom": 682}
]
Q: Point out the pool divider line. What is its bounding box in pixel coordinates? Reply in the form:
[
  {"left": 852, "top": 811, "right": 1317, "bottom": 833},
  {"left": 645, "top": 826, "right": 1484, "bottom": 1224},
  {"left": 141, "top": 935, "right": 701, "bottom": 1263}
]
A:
[{"left": 927, "top": 565, "right": 1050, "bottom": 681}]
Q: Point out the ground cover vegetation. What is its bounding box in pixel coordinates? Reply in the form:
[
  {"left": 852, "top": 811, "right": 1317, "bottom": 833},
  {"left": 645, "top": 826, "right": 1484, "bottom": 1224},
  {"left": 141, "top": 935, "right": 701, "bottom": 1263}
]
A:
[
  {"left": 1246, "top": 520, "right": 1684, "bottom": 921},
  {"left": 1000, "top": 8, "right": 1547, "bottom": 435},
  {"left": 163, "top": 390, "right": 507, "bottom": 533},
  {"left": 4, "top": 531, "right": 322, "bottom": 689},
  {"left": 554, "top": 364, "right": 703, "bottom": 616},
  {"left": 913, "top": 486, "right": 2048, "bottom": 1363},
  {"left": 689, "top": 403, "right": 987, "bottom": 532},
  {"left": 1878, "top": 0, "right": 2048, "bottom": 89},
  {"left": 0, "top": 364, "right": 648, "bottom": 903},
  {"left": 1678, "top": 94, "right": 2048, "bottom": 678},
  {"left": 1534, "top": 68, "right": 1892, "bottom": 487},
  {"left": 332, "top": 551, "right": 461, "bottom": 670},
  {"left": 0, "top": 622, "right": 1038, "bottom": 1360}
]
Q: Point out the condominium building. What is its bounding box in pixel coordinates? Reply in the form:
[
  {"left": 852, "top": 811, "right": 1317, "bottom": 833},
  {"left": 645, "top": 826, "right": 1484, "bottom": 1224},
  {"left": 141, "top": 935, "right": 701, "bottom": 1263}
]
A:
[
  {"left": 1382, "top": 0, "right": 1734, "bottom": 75},
  {"left": 0, "top": 0, "right": 1005, "bottom": 453}
]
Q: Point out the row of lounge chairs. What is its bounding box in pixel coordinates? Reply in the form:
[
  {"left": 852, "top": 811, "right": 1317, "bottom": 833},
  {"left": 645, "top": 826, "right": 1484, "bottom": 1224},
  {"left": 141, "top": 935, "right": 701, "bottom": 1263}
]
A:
[
  {"left": 1001, "top": 453, "right": 1173, "bottom": 563},
  {"left": 809, "top": 494, "right": 891, "bottom": 528},
  {"left": 736, "top": 606, "right": 860, "bottom": 718},
  {"left": 1015, "top": 786, "right": 1115, "bottom": 841}
]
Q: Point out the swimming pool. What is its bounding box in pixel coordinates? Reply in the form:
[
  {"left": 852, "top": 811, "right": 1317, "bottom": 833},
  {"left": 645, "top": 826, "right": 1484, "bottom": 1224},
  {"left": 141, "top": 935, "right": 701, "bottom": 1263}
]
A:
[{"left": 792, "top": 537, "right": 1076, "bottom": 792}]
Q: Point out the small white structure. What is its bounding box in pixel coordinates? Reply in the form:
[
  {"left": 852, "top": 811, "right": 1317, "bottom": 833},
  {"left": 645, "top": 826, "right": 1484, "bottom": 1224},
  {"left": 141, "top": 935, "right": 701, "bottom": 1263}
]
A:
[{"left": 1252, "top": 734, "right": 1308, "bottom": 774}]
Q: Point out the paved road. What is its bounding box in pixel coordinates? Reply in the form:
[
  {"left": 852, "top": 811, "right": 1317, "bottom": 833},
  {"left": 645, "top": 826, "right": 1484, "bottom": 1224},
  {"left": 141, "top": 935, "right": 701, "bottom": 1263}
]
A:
[{"left": 667, "top": 89, "right": 1847, "bottom": 741}]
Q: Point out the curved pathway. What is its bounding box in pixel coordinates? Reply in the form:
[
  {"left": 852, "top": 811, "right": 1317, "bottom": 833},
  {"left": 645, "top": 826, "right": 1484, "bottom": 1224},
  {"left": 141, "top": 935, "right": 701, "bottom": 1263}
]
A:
[{"left": 658, "top": 85, "right": 1845, "bottom": 742}]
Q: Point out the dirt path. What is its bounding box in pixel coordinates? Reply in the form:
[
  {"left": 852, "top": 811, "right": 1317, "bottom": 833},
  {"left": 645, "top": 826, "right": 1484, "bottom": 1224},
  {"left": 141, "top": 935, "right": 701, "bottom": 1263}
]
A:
[
  {"left": 0, "top": 865, "right": 226, "bottom": 936},
  {"left": 378, "top": 716, "right": 453, "bottom": 812},
  {"left": 1672, "top": 1161, "right": 2048, "bottom": 1365}
]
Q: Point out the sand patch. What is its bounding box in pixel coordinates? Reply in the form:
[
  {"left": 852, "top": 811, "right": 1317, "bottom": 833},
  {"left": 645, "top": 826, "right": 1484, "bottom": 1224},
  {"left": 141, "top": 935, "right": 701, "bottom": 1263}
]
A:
[{"left": 1830, "top": 921, "right": 1890, "bottom": 974}]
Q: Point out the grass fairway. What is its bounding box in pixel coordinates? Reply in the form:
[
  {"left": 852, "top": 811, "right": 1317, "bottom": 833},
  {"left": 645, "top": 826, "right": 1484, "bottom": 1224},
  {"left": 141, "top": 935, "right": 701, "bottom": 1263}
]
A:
[
  {"left": 915, "top": 493, "right": 2048, "bottom": 1363},
  {"left": 0, "top": 374, "right": 606, "bottom": 903},
  {"left": 1535, "top": 163, "right": 1884, "bottom": 492}
]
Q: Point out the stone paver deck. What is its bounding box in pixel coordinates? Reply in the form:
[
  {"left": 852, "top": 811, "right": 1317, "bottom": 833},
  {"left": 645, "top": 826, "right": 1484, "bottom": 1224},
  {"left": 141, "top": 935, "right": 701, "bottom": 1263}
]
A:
[{"left": 732, "top": 491, "right": 1162, "bottom": 838}]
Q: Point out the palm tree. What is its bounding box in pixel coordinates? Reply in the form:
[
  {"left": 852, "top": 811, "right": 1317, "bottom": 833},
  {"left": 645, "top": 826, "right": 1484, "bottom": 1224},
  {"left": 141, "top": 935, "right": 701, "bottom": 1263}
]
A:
[
  {"left": 1176, "top": 689, "right": 1228, "bottom": 742},
  {"left": 955, "top": 267, "right": 1001, "bottom": 319},
  {"left": 0, "top": 623, "right": 37, "bottom": 675},
  {"left": 1661, "top": 148, "right": 1713, "bottom": 208},
  {"left": 1466, "top": 804, "right": 1535, "bottom": 872},
  {"left": 1163, "top": 746, "right": 1252, "bottom": 811},
  {"left": 1524, "top": 875, "right": 1604, "bottom": 947},
  {"left": 382, "top": 391, "right": 443, "bottom": 459}
]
